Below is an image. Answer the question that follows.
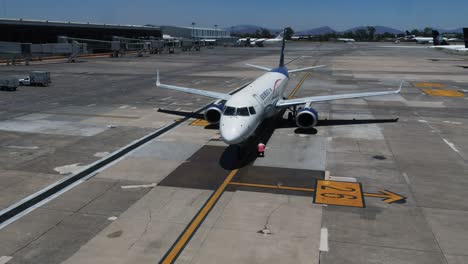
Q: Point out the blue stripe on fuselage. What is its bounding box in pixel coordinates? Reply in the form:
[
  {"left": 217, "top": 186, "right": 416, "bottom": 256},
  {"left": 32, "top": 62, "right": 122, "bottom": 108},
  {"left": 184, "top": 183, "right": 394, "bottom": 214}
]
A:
[{"left": 270, "top": 67, "right": 289, "bottom": 78}]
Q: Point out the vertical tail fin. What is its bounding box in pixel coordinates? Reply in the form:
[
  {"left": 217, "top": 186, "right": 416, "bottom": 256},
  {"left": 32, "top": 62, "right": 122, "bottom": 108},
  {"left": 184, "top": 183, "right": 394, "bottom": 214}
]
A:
[
  {"left": 275, "top": 31, "right": 284, "bottom": 40},
  {"left": 279, "top": 28, "right": 287, "bottom": 67}
]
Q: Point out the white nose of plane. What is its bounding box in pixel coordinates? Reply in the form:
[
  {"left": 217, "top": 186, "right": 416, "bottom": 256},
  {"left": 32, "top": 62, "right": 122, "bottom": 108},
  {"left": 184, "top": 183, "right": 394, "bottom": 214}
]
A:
[{"left": 220, "top": 118, "right": 249, "bottom": 145}]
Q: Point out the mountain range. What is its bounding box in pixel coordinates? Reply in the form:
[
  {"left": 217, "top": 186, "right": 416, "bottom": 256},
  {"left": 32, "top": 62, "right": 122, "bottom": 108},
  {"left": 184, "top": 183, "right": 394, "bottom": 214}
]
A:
[{"left": 227, "top": 25, "right": 463, "bottom": 35}]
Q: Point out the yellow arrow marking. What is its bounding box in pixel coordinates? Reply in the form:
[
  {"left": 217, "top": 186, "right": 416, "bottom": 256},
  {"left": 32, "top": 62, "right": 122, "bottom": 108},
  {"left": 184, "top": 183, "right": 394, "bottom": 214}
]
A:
[
  {"left": 228, "top": 182, "right": 406, "bottom": 204},
  {"left": 229, "top": 181, "right": 315, "bottom": 192},
  {"left": 363, "top": 189, "right": 406, "bottom": 204}
]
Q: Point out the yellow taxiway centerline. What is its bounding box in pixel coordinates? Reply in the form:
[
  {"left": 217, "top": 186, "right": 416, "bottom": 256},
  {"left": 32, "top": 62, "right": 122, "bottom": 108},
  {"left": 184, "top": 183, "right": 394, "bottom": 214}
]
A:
[
  {"left": 160, "top": 169, "right": 239, "bottom": 264},
  {"left": 288, "top": 72, "right": 311, "bottom": 99}
]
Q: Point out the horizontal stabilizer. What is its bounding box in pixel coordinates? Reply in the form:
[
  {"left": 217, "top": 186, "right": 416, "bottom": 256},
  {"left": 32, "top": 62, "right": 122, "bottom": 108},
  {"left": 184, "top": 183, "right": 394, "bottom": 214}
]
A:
[
  {"left": 245, "top": 64, "right": 272, "bottom": 71},
  {"left": 288, "top": 65, "right": 326, "bottom": 73}
]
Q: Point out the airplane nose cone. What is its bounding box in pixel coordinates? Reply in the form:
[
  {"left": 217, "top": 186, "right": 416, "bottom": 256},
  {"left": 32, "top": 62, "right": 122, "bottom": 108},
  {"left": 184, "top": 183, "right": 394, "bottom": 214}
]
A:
[
  {"left": 220, "top": 126, "right": 243, "bottom": 145},
  {"left": 220, "top": 118, "right": 246, "bottom": 145}
]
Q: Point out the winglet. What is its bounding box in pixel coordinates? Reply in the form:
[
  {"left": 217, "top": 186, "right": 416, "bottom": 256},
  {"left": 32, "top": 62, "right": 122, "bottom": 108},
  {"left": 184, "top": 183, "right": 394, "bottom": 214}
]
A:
[
  {"left": 156, "top": 69, "right": 160, "bottom": 86},
  {"left": 397, "top": 80, "right": 404, "bottom": 93}
]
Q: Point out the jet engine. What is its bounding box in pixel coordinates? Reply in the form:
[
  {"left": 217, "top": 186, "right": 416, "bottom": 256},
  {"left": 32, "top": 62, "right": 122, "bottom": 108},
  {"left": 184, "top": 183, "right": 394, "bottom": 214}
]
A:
[
  {"left": 204, "top": 103, "right": 224, "bottom": 124},
  {"left": 295, "top": 108, "right": 318, "bottom": 128}
]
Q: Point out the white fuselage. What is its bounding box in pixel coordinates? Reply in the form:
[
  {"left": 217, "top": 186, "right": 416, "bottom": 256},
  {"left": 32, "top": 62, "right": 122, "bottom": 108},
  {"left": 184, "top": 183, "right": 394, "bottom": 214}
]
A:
[
  {"left": 219, "top": 70, "right": 289, "bottom": 145},
  {"left": 261, "top": 39, "right": 283, "bottom": 46},
  {"left": 414, "top": 37, "right": 434, "bottom": 44}
]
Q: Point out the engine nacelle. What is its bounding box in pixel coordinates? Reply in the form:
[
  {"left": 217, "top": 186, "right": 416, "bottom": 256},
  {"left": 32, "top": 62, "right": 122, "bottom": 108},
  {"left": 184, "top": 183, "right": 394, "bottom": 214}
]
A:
[
  {"left": 295, "top": 108, "right": 319, "bottom": 128},
  {"left": 204, "top": 103, "right": 224, "bottom": 124}
]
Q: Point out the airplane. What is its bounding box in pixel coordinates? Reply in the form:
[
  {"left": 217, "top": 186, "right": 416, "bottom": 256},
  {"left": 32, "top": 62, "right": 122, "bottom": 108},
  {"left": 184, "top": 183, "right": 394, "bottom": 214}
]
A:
[
  {"left": 337, "top": 38, "right": 356, "bottom": 43},
  {"left": 254, "top": 32, "right": 284, "bottom": 47},
  {"left": 414, "top": 36, "right": 434, "bottom": 44},
  {"left": 236, "top": 37, "right": 257, "bottom": 47},
  {"left": 156, "top": 29, "right": 402, "bottom": 148}
]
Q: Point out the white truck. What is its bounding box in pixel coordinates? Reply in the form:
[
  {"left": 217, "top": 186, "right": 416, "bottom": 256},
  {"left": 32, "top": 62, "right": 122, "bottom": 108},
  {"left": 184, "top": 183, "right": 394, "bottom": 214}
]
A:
[
  {"left": 0, "top": 78, "right": 19, "bottom": 91},
  {"left": 19, "top": 71, "right": 51, "bottom": 86}
]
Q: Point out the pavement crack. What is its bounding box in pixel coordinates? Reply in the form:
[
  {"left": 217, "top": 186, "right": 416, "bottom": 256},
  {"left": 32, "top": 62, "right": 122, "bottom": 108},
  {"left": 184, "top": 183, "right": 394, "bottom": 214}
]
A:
[
  {"left": 128, "top": 206, "right": 152, "bottom": 250},
  {"left": 259, "top": 201, "right": 286, "bottom": 235}
]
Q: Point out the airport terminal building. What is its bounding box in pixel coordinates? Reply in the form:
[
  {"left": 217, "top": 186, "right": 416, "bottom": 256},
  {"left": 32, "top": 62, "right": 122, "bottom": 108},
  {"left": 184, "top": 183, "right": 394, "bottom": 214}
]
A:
[
  {"left": 0, "top": 18, "right": 162, "bottom": 43},
  {"left": 160, "top": 25, "right": 236, "bottom": 42}
]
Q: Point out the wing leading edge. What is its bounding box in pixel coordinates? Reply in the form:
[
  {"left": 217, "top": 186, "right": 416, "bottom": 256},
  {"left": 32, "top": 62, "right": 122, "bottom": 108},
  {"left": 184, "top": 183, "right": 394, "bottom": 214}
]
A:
[
  {"left": 156, "top": 70, "right": 231, "bottom": 100},
  {"left": 276, "top": 81, "right": 403, "bottom": 107}
]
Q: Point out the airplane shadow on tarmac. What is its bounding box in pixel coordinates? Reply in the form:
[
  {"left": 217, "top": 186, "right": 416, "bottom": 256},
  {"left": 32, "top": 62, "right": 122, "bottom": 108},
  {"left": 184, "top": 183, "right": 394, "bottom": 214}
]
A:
[
  {"left": 157, "top": 108, "right": 398, "bottom": 170},
  {"left": 219, "top": 116, "right": 398, "bottom": 170}
]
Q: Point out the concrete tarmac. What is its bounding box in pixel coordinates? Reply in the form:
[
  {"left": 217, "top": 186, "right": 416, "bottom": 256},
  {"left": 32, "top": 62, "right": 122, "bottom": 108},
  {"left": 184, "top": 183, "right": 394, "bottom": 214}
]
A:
[{"left": 0, "top": 42, "right": 467, "bottom": 264}]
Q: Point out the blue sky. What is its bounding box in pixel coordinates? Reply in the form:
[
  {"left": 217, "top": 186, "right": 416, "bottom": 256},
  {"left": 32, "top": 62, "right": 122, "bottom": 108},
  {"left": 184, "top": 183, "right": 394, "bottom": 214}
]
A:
[{"left": 1, "top": 0, "right": 466, "bottom": 30}]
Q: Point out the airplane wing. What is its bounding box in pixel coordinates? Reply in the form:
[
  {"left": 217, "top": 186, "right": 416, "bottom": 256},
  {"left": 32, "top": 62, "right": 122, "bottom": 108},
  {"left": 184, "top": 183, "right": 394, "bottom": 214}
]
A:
[
  {"left": 276, "top": 81, "right": 403, "bottom": 108},
  {"left": 245, "top": 64, "right": 272, "bottom": 71},
  {"left": 156, "top": 71, "right": 231, "bottom": 100},
  {"left": 288, "top": 65, "right": 326, "bottom": 73}
]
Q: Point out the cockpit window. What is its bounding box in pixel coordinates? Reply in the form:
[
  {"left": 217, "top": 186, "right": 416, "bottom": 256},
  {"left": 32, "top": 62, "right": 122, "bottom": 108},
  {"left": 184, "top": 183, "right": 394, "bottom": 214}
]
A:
[
  {"left": 248, "top": 107, "right": 256, "bottom": 115},
  {"left": 224, "top": 106, "right": 236, "bottom": 116},
  {"left": 237, "top": 107, "right": 249, "bottom": 116}
]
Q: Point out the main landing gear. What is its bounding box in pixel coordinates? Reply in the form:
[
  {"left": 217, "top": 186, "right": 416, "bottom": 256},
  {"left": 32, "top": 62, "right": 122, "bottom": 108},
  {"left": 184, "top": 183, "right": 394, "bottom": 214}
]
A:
[{"left": 287, "top": 105, "right": 297, "bottom": 122}]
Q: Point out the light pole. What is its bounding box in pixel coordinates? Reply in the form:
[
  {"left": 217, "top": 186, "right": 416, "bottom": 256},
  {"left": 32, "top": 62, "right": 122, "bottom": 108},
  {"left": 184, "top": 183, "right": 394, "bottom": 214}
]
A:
[
  {"left": 191, "top": 22, "right": 196, "bottom": 41},
  {"left": 192, "top": 22, "right": 199, "bottom": 51},
  {"left": 214, "top": 24, "right": 218, "bottom": 46}
]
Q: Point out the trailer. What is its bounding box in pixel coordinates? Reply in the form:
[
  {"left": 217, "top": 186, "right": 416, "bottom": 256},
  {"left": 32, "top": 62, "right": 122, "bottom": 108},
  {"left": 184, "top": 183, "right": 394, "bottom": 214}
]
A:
[
  {"left": 29, "top": 71, "right": 51, "bottom": 86},
  {"left": 180, "top": 40, "right": 194, "bottom": 51},
  {"left": 19, "top": 71, "right": 51, "bottom": 86},
  {"left": 0, "top": 78, "right": 19, "bottom": 91}
]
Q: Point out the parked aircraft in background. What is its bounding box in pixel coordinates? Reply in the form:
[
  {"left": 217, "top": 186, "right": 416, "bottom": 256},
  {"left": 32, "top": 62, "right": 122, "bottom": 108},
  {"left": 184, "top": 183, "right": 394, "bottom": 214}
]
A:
[
  {"left": 236, "top": 38, "right": 257, "bottom": 47},
  {"left": 337, "top": 38, "right": 356, "bottom": 43},
  {"left": 253, "top": 32, "right": 284, "bottom": 47}
]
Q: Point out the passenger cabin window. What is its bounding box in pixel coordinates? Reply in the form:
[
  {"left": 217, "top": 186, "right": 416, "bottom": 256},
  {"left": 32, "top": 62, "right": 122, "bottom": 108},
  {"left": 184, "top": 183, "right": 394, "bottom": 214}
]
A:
[
  {"left": 237, "top": 107, "right": 249, "bottom": 116},
  {"left": 224, "top": 106, "right": 236, "bottom": 116},
  {"left": 248, "top": 107, "right": 256, "bottom": 115}
]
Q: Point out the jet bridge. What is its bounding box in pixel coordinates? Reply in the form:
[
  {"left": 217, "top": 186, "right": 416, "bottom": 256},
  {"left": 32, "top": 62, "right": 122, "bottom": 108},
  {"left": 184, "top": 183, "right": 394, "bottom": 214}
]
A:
[{"left": 0, "top": 40, "right": 87, "bottom": 65}]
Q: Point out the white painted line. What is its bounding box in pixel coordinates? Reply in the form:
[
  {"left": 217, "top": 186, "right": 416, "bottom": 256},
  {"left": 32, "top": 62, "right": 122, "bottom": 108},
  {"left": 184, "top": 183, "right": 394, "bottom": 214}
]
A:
[
  {"left": 319, "top": 227, "right": 329, "bottom": 252},
  {"left": 6, "top": 146, "right": 39, "bottom": 150},
  {"left": 121, "top": 183, "right": 157, "bottom": 189},
  {"left": 108, "top": 216, "right": 118, "bottom": 221},
  {"left": 417, "top": 119, "right": 428, "bottom": 123},
  {"left": 119, "top": 105, "right": 129, "bottom": 109},
  {"left": 443, "top": 121, "right": 462, "bottom": 125},
  {"left": 402, "top": 172, "right": 411, "bottom": 185},
  {"left": 0, "top": 256, "right": 12, "bottom": 264},
  {"left": 324, "top": 171, "right": 330, "bottom": 180},
  {"left": 160, "top": 96, "right": 172, "bottom": 101},
  {"left": 442, "top": 139, "right": 460, "bottom": 154},
  {"left": 329, "top": 176, "right": 357, "bottom": 182}
]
